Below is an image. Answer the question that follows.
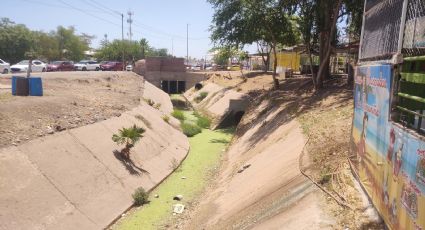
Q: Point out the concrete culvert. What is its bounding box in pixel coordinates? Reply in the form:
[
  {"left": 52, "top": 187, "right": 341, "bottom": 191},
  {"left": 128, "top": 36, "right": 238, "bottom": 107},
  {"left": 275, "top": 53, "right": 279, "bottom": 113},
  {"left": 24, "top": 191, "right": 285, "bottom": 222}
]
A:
[
  {"left": 216, "top": 110, "right": 245, "bottom": 129},
  {"left": 234, "top": 111, "right": 245, "bottom": 125},
  {"left": 195, "top": 83, "right": 203, "bottom": 90}
]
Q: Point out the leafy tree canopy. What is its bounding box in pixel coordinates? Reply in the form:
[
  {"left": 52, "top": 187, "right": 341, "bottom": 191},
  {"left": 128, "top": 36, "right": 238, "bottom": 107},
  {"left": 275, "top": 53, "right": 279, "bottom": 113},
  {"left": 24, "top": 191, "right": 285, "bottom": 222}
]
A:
[{"left": 0, "top": 18, "right": 92, "bottom": 63}]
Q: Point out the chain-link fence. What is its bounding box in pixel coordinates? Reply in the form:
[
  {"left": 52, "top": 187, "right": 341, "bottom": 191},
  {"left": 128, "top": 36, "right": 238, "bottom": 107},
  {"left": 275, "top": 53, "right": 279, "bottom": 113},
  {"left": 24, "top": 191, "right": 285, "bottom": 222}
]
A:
[
  {"left": 402, "top": 0, "right": 425, "bottom": 56},
  {"left": 360, "top": 0, "right": 404, "bottom": 61}
]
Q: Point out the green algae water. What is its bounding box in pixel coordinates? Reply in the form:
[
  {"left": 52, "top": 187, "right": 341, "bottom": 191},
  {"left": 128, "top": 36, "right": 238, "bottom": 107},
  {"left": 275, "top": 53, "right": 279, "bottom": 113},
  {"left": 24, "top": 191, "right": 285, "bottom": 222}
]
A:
[{"left": 115, "top": 111, "right": 234, "bottom": 230}]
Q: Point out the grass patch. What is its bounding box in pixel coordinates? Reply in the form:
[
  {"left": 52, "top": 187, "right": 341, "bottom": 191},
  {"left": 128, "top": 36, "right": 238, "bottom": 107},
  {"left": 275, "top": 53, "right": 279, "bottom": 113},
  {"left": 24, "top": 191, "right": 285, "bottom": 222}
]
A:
[
  {"left": 114, "top": 128, "right": 233, "bottom": 230},
  {"left": 170, "top": 94, "right": 188, "bottom": 110},
  {"left": 181, "top": 122, "right": 202, "bottom": 137},
  {"left": 171, "top": 109, "right": 185, "bottom": 121},
  {"left": 132, "top": 188, "right": 149, "bottom": 206},
  {"left": 194, "top": 92, "right": 208, "bottom": 103},
  {"left": 196, "top": 116, "right": 211, "bottom": 129},
  {"left": 143, "top": 98, "right": 155, "bottom": 106},
  {"left": 192, "top": 111, "right": 211, "bottom": 129},
  {"left": 162, "top": 115, "right": 170, "bottom": 123}
]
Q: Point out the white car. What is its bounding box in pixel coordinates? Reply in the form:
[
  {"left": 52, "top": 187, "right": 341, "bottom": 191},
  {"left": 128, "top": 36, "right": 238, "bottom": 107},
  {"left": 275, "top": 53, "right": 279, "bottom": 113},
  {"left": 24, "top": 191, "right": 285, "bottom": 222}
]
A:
[
  {"left": 11, "top": 60, "right": 46, "bottom": 73},
  {"left": 74, "top": 60, "right": 100, "bottom": 71},
  {"left": 0, "top": 59, "right": 10, "bottom": 74},
  {"left": 126, "top": 64, "right": 133, "bottom": 71}
]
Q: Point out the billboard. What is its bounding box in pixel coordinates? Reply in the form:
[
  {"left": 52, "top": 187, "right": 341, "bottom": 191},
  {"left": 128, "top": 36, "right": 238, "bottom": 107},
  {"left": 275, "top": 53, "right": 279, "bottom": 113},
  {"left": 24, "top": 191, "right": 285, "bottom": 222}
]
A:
[{"left": 352, "top": 64, "right": 425, "bottom": 230}]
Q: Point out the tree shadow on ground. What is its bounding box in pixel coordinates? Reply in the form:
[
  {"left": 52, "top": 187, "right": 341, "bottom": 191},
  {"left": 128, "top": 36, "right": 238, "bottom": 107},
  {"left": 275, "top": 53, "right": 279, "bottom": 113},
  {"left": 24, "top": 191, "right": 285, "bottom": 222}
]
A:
[
  {"left": 244, "top": 71, "right": 273, "bottom": 79},
  {"left": 357, "top": 220, "right": 386, "bottom": 230},
  {"left": 237, "top": 76, "right": 353, "bottom": 149},
  {"left": 113, "top": 150, "right": 150, "bottom": 176}
]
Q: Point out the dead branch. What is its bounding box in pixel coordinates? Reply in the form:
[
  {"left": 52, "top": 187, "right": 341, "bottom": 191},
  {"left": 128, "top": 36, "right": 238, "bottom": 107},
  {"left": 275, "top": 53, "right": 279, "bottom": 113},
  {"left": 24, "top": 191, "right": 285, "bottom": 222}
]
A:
[{"left": 299, "top": 137, "right": 354, "bottom": 210}]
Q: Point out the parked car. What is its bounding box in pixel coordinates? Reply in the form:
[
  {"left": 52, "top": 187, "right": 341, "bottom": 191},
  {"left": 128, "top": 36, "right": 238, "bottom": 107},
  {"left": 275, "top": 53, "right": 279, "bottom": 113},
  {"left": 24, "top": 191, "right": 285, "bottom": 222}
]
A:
[
  {"left": 74, "top": 60, "right": 100, "bottom": 71},
  {"left": 191, "top": 65, "right": 201, "bottom": 71},
  {"left": 100, "top": 61, "right": 123, "bottom": 71},
  {"left": 0, "top": 59, "right": 10, "bottom": 74},
  {"left": 47, "top": 61, "right": 74, "bottom": 72},
  {"left": 11, "top": 60, "right": 46, "bottom": 73},
  {"left": 126, "top": 64, "right": 133, "bottom": 71}
]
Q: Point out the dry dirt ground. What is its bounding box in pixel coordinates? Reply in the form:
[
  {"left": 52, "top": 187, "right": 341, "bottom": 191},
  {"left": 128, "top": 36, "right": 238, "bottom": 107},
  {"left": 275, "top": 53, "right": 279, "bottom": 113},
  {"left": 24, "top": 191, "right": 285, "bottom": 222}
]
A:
[
  {"left": 201, "top": 71, "right": 277, "bottom": 93},
  {"left": 0, "top": 71, "right": 143, "bottom": 148},
  {"left": 180, "top": 72, "right": 384, "bottom": 229}
]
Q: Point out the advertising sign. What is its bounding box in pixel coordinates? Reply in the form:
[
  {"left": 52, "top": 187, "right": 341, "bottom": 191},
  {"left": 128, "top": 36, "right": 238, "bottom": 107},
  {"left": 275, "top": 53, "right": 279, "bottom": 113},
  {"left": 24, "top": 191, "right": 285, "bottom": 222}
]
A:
[{"left": 352, "top": 64, "right": 425, "bottom": 230}]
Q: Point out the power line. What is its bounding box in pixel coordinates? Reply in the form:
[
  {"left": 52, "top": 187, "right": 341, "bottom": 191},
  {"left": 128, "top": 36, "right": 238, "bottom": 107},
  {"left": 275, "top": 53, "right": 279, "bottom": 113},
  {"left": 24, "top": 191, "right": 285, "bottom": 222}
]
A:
[
  {"left": 20, "top": 0, "right": 210, "bottom": 42},
  {"left": 57, "top": 0, "right": 121, "bottom": 28},
  {"left": 81, "top": 0, "right": 120, "bottom": 18},
  {"left": 88, "top": 0, "right": 121, "bottom": 16},
  {"left": 17, "top": 0, "right": 116, "bottom": 15},
  {"left": 131, "top": 20, "right": 209, "bottom": 41}
]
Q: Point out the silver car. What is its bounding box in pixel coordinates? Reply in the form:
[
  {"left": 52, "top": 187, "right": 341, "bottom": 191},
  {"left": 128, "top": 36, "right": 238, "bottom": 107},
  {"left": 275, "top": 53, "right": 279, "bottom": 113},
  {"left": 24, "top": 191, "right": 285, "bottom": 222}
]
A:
[{"left": 0, "top": 59, "right": 10, "bottom": 74}]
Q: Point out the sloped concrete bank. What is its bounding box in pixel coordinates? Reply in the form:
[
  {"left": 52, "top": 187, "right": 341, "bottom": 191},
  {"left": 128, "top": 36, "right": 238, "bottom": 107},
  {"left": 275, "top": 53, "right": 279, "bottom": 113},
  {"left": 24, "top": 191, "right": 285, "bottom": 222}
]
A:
[
  {"left": 183, "top": 82, "right": 249, "bottom": 128},
  {"left": 0, "top": 83, "right": 189, "bottom": 230},
  {"left": 184, "top": 89, "right": 333, "bottom": 229}
]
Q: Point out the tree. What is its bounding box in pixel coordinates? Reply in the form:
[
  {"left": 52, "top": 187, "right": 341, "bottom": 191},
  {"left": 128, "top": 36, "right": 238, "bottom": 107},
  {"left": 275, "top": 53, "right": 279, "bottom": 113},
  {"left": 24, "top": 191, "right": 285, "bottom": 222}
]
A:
[
  {"left": 0, "top": 18, "right": 33, "bottom": 64},
  {"left": 211, "top": 46, "right": 233, "bottom": 66},
  {"left": 32, "top": 31, "right": 60, "bottom": 61},
  {"left": 112, "top": 125, "right": 145, "bottom": 159},
  {"left": 55, "top": 26, "right": 89, "bottom": 61},
  {"left": 96, "top": 38, "right": 169, "bottom": 62},
  {"left": 294, "top": 0, "right": 363, "bottom": 90},
  {"left": 0, "top": 18, "right": 93, "bottom": 63},
  {"left": 257, "top": 40, "right": 271, "bottom": 72},
  {"left": 96, "top": 39, "right": 141, "bottom": 61},
  {"left": 139, "top": 38, "right": 148, "bottom": 59},
  {"left": 209, "top": 0, "right": 298, "bottom": 89},
  {"left": 147, "top": 47, "right": 169, "bottom": 57}
]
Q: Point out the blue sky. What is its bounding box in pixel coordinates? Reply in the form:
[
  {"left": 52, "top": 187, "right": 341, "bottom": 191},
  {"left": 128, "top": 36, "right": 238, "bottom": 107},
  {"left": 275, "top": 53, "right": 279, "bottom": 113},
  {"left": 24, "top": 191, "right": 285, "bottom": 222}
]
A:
[{"left": 1, "top": 0, "right": 220, "bottom": 59}]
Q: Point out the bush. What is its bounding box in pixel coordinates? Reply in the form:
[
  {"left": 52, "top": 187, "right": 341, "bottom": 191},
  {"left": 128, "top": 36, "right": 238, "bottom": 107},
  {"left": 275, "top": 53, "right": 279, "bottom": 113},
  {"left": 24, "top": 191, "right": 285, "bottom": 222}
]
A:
[
  {"left": 194, "top": 92, "right": 208, "bottom": 103},
  {"left": 197, "top": 116, "right": 211, "bottom": 129},
  {"left": 143, "top": 98, "right": 155, "bottom": 106},
  {"left": 193, "top": 111, "right": 201, "bottom": 118},
  {"left": 132, "top": 187, "right": 149, "bottom": 206},
  {"left": 172, "top": 109, "right": 185, "bottom": 121},
  {"left": 181, "top": 122, "right": 202, "bottom": 137},
  {"left": 162, "top": 115, "right": 170, "bottom": 123},
  {"left": 154, "top": 103, "right": 161, "bottom": 109}
]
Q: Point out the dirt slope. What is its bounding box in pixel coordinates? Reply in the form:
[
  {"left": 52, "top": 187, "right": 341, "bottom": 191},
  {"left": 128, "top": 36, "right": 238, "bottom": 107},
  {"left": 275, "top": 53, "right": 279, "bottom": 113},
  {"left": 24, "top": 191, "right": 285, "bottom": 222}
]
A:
[{"left": 0, "top": 72, "right": 143, "bottom": 148}]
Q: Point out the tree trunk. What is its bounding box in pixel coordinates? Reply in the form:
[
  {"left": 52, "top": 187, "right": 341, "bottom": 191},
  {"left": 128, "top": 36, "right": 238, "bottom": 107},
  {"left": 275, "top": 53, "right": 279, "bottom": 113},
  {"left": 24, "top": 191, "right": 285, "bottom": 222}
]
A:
[
  {"left": 315, "top": 0, "right": 342, "bottom": 91},
  {"left": 272, "top": 44, "right": 279, "bottom": 89},
  {"left": 265, "top": 52, "right": 270, "bottom": 72},
  {"left": 257, "top": 41, "right": 270, "bottom": 72},
  {"left": 306, "top": 43, "right": 316, "bottom": 86}
]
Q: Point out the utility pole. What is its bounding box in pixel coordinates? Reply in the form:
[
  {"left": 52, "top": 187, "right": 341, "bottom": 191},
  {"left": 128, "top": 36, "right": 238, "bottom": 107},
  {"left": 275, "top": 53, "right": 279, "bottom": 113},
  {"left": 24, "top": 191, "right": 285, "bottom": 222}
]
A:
[
  {"left": 186, "top": 24, "right": 189, "bottom": 66},
  {"left": 172, "top": 38, "right": 174, "bottom": 57},
  {"left": 121, "top": 13, "right": 125, "bottom": 71},
  {"left": 121, "top": 13, "right": 124, "bottom": 41},
  {"left": 127, "top": 11, "right": 133, "bottom": 41}
]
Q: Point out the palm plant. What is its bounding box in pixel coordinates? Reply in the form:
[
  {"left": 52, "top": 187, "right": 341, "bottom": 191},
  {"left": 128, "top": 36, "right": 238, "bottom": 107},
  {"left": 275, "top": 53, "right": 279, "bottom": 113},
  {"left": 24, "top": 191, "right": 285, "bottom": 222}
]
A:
[{"left": 112, "top": 125, "right": 146, "bottom": 158}]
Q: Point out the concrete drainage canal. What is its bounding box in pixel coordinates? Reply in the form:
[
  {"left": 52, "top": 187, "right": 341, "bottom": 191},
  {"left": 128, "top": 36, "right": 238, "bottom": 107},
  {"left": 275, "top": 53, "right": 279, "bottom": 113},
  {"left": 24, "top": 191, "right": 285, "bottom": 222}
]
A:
[{"left": 111, "top": 94, "right": 238, "bottom": 230}]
